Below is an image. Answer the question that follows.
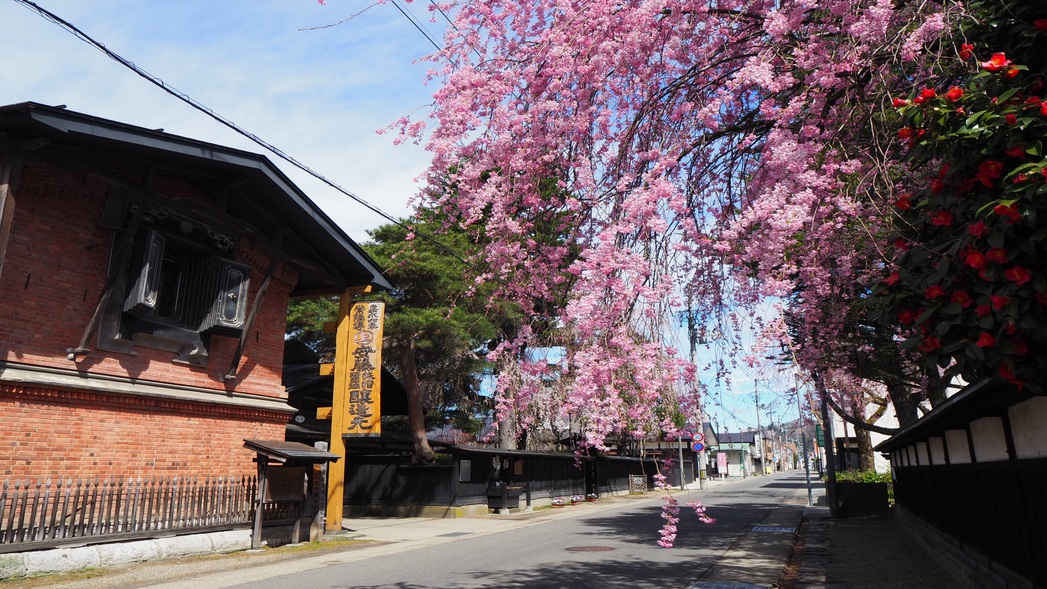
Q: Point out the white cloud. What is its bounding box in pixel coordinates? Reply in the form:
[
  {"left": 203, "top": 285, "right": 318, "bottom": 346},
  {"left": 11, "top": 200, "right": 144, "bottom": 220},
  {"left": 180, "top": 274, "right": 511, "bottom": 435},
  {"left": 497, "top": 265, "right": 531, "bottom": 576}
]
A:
[{"left": 0, "top": 0, "right": 440, "bottom": 241}]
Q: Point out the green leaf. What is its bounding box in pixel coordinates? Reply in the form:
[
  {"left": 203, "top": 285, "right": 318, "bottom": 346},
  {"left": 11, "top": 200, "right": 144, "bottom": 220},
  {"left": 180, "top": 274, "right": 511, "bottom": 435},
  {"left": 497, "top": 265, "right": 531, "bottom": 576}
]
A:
[{"left": 997, "top": 88, "right": 1019, "bottom": 104}]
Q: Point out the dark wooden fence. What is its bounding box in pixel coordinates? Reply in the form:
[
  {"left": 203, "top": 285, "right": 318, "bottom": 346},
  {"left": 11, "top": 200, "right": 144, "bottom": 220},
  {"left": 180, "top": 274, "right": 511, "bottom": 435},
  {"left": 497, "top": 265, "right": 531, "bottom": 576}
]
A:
[
  {"left": 893, "top": 458, "right": 1047, "bottom": 588},
  {"left": 0, "top": 476, "right": 260, "bottom": 552}
]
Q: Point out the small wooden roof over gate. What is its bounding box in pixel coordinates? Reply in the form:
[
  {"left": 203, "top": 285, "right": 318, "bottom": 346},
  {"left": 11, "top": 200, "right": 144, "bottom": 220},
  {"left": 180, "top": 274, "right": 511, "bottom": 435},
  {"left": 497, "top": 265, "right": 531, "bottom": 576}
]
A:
[{"left": 243, "top": 439, "right": 340, "bottom": 465}]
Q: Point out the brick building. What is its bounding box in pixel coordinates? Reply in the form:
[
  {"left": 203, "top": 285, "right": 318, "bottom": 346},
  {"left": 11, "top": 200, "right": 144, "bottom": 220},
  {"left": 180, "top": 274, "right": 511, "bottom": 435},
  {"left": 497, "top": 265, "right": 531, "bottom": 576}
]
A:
[{"left": 0, "top": 102, "right": 391, "bottom": 481}]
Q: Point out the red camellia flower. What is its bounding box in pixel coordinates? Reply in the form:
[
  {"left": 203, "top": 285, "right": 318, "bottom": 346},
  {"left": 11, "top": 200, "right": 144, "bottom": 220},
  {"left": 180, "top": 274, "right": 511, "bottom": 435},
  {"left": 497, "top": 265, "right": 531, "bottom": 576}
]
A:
[
  {"left": 894, "top": 237, "right": 910, "bottom": 250},
  {"left": 894, "top": 194, "right": 913, "bottom": 210},
  {"left": 885, "top": 271, "right": 900, "bottom": 285},
  {"left": 1035, "top": 19, "right": 1047, "bottom": 31},
  {"left": 930, "top": 178, "right": 945, "bottom": 194},
  {"left": 964, "top": 251, "right": 986, "bottom": 269},
  {"left": 994, "top": 203, "right": 1021, "bottom": 224},
  {"left": 913, "top": 88, "right": 936, "bottom": 105},
  {"left": 897, "top": 127, "right": 913, "bottom": 139},
  {"left": 968, "top": 221, "right": 989, "bottom": 238},
  {"left": 1011, "top": 339, "right": 1029, "bottom": 355},
  {"left": 931, "top": 210, "right": 953, "bottom": 226},
  {"left": 990, "top": 295, "right": 1011, "bottom": 310},
  {"left": 1004, "top": 144, "right": 1026, "bottom": 158},
  {"left": 975, "top": 304, "right": 992, "bottom": 316},
  {"left": 1005, "top": 113, "right": 1018, "bottom": 125},
  {"left": 897, "top": 308, "right": 916, "bottom": 324},
  {"left": 924, "top": 285, "right": 947, "bottom": 299},
  {"left": 1041, "top": 101, "right": 1047, "bottom": 116},
  {"left": 892, "top": 97, "right": 909, "bottom": 107},
  {"left": 944, "top": 86, "right": 963, "bottom": 102},
  {"left": 981, "top": 52, "right": 1012, "bottom": 72},
  {"left": 1005, "top": 69, "right": 1020, "bottom": 80},
  {"left": 918, "top": 336, "right": 941, "bottom": 353},
  {"left": 1004, "top": 266, "right": 1032, "bottom": 286},
  {"left": 951, "top": 291, "right": 973, "bottom": 308},
  {"left": 997, "top": 363, "right": 1022, "bottom": 389},
  {"left": 959, "top": 43, "right": 974, "bottom": 60},
  {"left": 975, "top": 333, "right": 996, "bottom": 348},
  {"left": 976, "top": 160, "right": 1003, "bottom": 186},
  {"left": 986, "top": 247, "right": 1007, "bottom": 263}
]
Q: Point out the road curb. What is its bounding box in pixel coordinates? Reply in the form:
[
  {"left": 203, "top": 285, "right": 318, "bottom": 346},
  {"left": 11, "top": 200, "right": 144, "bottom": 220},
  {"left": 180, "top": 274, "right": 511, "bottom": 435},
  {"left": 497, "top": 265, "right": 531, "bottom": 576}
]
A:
[{"left": 0, "top": 530, "right": 252, "bottom": 580}]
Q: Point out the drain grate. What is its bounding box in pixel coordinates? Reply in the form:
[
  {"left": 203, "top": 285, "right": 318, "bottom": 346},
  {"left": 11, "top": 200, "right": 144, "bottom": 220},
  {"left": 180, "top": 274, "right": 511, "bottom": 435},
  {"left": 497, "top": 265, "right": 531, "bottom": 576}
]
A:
[
  {"left": 564, "top": 545, "right": 616, "bottom": 552},
  {"left": 751, "top": 526, "right": 795, "bottom": 533},
  {"left": 689, "top": 583, "right": 771, "bottom": 589}
]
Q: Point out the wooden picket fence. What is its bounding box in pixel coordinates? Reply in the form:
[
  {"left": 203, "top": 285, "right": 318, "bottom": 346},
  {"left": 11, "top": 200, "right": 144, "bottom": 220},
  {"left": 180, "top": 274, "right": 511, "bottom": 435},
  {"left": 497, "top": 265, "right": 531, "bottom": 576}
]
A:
[{"left": 0, "top": 476, "right": 259, "bottom": 552}]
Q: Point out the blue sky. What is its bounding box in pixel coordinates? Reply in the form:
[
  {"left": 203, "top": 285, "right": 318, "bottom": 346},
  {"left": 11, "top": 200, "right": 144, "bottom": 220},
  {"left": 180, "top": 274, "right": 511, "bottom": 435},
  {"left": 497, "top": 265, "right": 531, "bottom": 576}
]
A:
[{"left": 0, "top": 0, "right": 438, "bottom": 241}]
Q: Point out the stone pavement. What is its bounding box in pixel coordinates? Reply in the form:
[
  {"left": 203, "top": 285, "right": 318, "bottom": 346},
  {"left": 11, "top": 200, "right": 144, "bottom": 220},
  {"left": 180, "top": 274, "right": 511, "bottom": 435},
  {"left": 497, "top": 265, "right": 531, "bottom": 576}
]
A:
[{"left": 0, "top": 473, "right": 962, "bottom": 589}]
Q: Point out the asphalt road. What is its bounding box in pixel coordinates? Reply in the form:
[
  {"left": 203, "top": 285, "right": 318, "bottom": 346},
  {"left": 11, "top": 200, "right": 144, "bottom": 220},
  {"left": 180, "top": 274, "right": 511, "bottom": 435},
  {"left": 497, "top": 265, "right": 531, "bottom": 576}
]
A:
[
  {"left": 237, "top": 473, "right": 807, "bottom": 589},
  {"left": 25, "top": 472, "right": 812, "bottom": 589}
]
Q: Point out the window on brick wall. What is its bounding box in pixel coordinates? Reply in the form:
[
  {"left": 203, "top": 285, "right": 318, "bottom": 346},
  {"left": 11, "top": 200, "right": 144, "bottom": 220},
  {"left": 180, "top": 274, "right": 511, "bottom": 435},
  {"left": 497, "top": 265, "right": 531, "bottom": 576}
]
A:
[{"left": 99, "top": 202, "right": 251, "bottom": 366}]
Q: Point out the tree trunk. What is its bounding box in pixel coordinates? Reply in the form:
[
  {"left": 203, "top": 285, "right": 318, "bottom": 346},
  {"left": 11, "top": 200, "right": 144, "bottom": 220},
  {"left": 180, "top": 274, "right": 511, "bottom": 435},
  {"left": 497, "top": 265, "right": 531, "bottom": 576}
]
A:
[
  {"left": 852, "top": 402, "right": 875, "bottom": 471},
  {"left": 498, "top": 411, "right": 518, "bottom": 450},
  {"left": 886, "top": 378, "right": 920, "bottom": 427},
  {"left": 401, "top": 337, "right": 435, "bottom": 464}
]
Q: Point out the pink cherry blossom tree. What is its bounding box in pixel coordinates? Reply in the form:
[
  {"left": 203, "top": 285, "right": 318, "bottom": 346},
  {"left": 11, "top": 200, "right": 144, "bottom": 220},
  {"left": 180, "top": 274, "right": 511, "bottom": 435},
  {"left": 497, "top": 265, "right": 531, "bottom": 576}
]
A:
[{"left": 389, "top": 0, "right": 972, "bottom": 441}]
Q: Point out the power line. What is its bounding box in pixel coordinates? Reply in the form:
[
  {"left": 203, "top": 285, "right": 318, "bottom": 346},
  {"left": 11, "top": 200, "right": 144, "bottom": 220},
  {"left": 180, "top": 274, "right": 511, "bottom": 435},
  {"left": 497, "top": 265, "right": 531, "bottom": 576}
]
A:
[
  {"left": 11, "top": 0, "right": 473, "bottom": 269},
  {"left": 389, "top": 0, "right": 441, "bottom": 51}
]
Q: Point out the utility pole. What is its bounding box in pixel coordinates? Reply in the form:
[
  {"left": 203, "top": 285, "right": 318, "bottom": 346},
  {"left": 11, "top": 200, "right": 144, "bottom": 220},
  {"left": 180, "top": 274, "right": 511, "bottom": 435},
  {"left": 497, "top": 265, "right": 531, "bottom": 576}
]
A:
[
  {"left": 754, "top": 381, "right": 763, "bottom": 475},
  {"left": 686, "top": 310, "right": 707, "bottom": 489},
  {"left": 818, "top": 379, "right": 839, "bottom": 517},
  {"left": 794, "top": 378, "right": 813, "bottom": 506}
]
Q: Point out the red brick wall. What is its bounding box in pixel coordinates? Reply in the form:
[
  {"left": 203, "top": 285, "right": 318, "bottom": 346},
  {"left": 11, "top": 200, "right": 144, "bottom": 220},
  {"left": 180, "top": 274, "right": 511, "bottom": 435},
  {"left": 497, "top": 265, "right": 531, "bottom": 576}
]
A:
[
  {"left": 0, "top": 162, "right": 297, "bottom": 398},
  {"left": 0, "top": 383, "right": 287, "bottom": 479}
]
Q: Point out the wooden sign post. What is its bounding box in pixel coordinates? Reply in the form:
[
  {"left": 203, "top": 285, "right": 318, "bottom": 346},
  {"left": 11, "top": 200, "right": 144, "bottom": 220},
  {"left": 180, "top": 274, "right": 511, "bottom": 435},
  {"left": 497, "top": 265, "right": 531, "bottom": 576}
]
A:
[{"left": 325, "top": 292, "right": 384, "bottom": 532}]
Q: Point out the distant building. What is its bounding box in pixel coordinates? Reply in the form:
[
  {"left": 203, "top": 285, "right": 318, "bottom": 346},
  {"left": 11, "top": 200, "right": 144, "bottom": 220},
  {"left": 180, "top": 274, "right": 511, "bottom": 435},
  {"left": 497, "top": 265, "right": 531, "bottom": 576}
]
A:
[{"left": 715, "top": 431, "right": 759, "bottom": 477}]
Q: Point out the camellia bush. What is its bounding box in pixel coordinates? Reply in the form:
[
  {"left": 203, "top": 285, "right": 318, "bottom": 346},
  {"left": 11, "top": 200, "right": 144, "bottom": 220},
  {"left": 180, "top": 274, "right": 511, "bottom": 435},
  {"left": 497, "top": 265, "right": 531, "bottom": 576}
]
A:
[{"left": 875, "top": 12, "right": 1047, "bottom": 389}]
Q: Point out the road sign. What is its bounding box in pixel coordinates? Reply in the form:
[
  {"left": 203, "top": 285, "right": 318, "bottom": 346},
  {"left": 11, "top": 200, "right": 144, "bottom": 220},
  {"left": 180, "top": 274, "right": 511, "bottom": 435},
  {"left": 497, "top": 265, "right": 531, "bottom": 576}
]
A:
[
  {"left": 691, "top": 442, "right": 705, "bottom": 453},
  {"left": 692, "top": 432, "right": 704, "bottom": 443}
]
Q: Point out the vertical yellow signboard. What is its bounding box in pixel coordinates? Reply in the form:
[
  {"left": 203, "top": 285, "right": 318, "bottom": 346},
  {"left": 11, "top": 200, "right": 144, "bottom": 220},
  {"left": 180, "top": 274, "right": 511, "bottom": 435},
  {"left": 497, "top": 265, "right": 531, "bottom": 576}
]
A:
[{"left": 344, "top": 301, "right": 383, "bottom": 436}]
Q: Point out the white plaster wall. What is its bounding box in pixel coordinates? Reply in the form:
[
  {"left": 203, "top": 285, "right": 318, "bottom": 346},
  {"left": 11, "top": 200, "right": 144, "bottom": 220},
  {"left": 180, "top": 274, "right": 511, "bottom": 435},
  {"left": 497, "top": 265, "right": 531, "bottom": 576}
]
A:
[
  {"left": 906, "top": 445, "right": 916, "bottom": 466},
  {"left": 928, "top": 437, "right": 945, "bottom": 465},
  {"left": 916, "top": 441, "right": 929, "bottom": 465},
  {"left": 1008, "top": 396, "right": 1047, "bottom": 459},
  {"left": 969, "top": 417, "right": 1009, "bottom": 462},
  {"left": 945, "top": 430, "right": 972, "bottom": 464}
]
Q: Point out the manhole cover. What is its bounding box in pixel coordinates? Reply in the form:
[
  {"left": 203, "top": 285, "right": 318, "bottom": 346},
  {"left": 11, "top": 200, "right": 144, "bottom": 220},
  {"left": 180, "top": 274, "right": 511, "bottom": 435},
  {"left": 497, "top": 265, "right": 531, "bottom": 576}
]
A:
[
  {"left": 689, "top": 583, "right": 770, "bottom": 589},
  {"left": 565, "top": 546, "right": 616, "bottom": 552}
]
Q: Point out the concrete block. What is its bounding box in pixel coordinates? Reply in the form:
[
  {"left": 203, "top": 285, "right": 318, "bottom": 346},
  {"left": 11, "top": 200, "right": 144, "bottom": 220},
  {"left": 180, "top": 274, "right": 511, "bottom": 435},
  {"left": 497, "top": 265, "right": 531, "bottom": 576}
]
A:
[
  {"left": 96, "top": 539, "right": 161, "bottom": 566},
  {"left": 23, "top": 546, "right": 101, "bottom": 575},
  {"left": 0, "top": 553, "right": 28, "bottom": 580},
  {"left": 155, "top": 534, "right": 214, "bottom": 559},
  {"left": 209, "top": 530, "right": 251, "bottom": 553}
]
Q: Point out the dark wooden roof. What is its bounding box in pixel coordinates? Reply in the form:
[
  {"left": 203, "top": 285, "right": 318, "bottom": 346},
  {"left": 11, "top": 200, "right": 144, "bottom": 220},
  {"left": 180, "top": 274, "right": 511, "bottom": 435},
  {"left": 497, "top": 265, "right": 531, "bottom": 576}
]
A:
[
  {"left": 243, "top": 439, "right": 341, "bottom": 463},
  {"left": 0, "top": 101, "right": 393, "bottom": 294}
]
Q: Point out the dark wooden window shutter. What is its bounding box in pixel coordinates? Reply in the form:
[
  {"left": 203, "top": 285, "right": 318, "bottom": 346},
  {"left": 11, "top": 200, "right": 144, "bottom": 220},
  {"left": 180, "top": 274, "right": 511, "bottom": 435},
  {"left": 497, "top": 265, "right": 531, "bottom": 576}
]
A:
[
  {"left": 198, "top": 257, "right": 250, "bottom": 336},
  {"left": 123, "top": 228, "right": 165, "bottom": 316}
]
